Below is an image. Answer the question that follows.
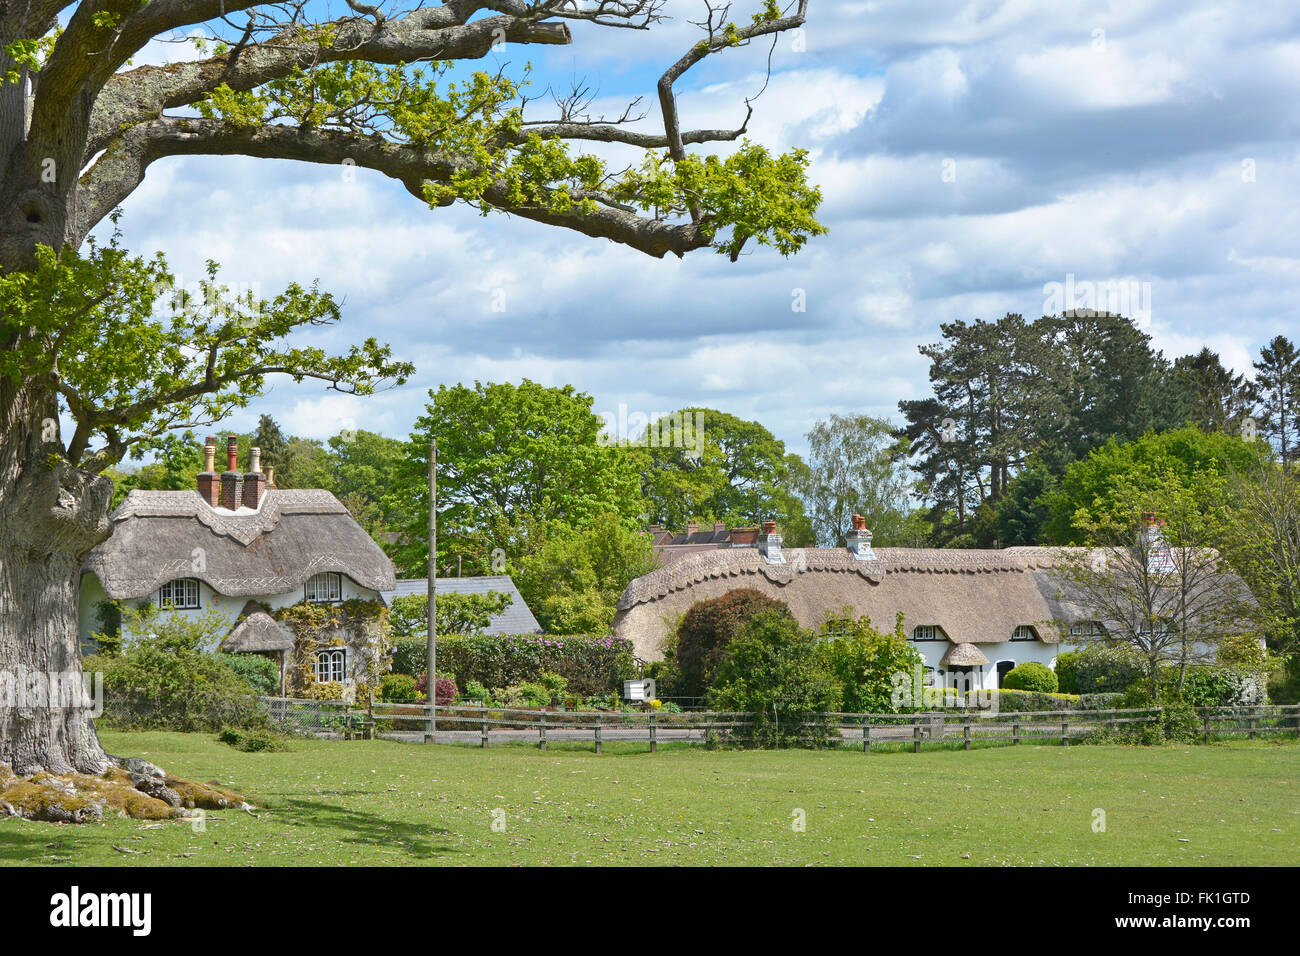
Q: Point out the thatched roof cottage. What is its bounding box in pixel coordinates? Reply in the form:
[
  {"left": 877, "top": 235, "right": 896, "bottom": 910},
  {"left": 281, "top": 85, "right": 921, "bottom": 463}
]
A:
[
  {"left": 612, "top": 516, "right": 1253, "bottom": 691},
  {"left": 78, "top": 435, "right": 395, "bottom": 693}
]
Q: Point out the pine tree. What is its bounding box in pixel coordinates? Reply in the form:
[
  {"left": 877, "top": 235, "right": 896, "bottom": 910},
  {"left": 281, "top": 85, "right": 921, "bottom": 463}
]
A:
[{"left": 1252, "top": 336, "right": 1300, "bottom": 466}]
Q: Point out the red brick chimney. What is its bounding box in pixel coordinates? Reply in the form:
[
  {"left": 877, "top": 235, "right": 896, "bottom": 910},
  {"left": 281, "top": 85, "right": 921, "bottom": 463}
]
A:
[
  {"left": 728, "top": 527, "right": 758, "bottom": 546},
  {"left": 686, "top": 519, "right": 698, "bottom": 536},
  {"left": 219, "top": 434, "right": 243, "bottom": 510},
  {"left": 714, "top": 520, "right": 727, "bottom": 534},
  {"left": 242, "top": 446, "right": 267, "bottom": 509},
  {"left": 196, "top": 435, "right": 220, "bottom": 507}
]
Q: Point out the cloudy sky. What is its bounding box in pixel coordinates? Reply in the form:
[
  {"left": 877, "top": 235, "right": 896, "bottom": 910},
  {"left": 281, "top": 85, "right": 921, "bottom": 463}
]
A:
[{"left": 105, "top": 0, "right": 1300, "bottom": 457}]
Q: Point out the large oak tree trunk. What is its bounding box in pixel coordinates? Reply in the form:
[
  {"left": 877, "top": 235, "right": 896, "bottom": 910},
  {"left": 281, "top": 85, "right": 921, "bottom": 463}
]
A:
[{"left": 0, "top": 372, "right": 115, "bottom": 774}]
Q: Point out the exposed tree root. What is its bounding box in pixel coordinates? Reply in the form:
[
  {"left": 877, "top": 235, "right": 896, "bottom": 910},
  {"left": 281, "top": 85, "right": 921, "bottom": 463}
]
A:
[{"left": 0, "top": 757, "right": 251, "bottom": 823}]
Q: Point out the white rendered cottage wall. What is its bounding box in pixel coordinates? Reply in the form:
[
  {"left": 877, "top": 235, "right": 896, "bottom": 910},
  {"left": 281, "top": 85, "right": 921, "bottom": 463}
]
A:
[
  {"left": 77, "top": 572, "right": 381, "bottom": 650},
  {"left": 912, "top": 637, "right": 1075, "bottom": 691}
]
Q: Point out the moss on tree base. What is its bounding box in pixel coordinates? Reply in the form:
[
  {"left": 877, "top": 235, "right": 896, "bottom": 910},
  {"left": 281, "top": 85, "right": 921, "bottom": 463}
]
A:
[{"left": 0, "top": 761, "right": 251, "bottom": 823}]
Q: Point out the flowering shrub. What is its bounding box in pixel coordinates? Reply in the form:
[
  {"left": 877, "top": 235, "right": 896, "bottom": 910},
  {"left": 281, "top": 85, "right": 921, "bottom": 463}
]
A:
[
  {"left": 414, "top": 673, "right": 457, "bottom": 706},
  {"left": 391, "top": 633, "right": 634, "bottom": 697}
]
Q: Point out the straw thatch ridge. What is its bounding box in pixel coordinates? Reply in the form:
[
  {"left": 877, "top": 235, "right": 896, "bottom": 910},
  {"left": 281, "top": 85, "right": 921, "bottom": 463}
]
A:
[
  {"left": 611, "top": 545, "right": 1099, "bottom": 661},
  {"left": 84, "top": 489, "right": 396, "bottom": 599},
  {"left": 221, "top": 601, "right": 294, "bottom": 652}
]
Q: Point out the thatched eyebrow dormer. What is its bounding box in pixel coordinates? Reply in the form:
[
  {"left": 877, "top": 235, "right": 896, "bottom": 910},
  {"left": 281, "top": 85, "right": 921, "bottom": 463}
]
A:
[{"left": 83, "top": 489, "right": 396, "bottom": 601}]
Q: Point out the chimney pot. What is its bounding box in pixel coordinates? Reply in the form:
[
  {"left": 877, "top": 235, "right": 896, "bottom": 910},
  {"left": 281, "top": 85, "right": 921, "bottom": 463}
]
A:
[
  {"left": 225, "top": 434, "right": 239, "bottom": 472},
  {"left": 265, "top": 466, "right": 275, "bottom": 488},
  {"left": 220, "top": 435, "right": 242, "bottom": 509},
  {"left": 851, "top": 513, "right": 866, "bottom": 531},
  {"left": 714, "top": 520, "right": 726, "bottom": 534},
  {"left": 686, "top": 519, "right": 698, "bottom": 535},
  {"left": 197, "top": 435, "right": 220, "bottom": 506},
  {"left": 242, "top": 446, "right": 267, "bottom": 509},
  {"left": 762, "top": 520, "right": 776, "bottom": 534}
]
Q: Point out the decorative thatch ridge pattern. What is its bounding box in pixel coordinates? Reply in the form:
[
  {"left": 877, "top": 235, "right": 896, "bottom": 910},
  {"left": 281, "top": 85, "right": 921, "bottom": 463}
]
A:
[
  {"left": 940, "top": 642, "right": 991, "bottom": 667},
  {"left": 221, "top": 601, "right": 294, "bottom": 652},
  {"left": 612, "top": 545, "right": 1098, "bottom": 662},
  {"left": 84, "top": 489, "right": 396, "bottom": 599}
]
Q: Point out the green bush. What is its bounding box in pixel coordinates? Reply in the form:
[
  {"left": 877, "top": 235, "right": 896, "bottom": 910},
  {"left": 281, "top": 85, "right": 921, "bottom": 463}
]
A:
[
  {"left": 390, "top": 633, "right": 634, "bottom": 697},
  {"left": 89, "top": 604, "right": 265, "bottom": 731},
  {"left": 675, "top": 588, "right": 794, "bottom": 698},
  {"left": 218, "top": 726, "right": 288, "bottom": 752},
  {"left": 708, "top": 612, "right": 842, "bottom": 748},
  {"left": 213, "top": 652, "right": 281, "bottom": 696},
  {"left": 1159, "top": 700, "right": 1201, "bottom": 743},
  {"left": 1066, "top": 644, "right": 1146, "bottom": 694},
  {"left": 1002, "top": 662, "right": 1058, "bottom": 694},
  {"left": 822, "top": 611, "right": 923, "bottom": 713},
  {"left": 503, "top": 682, "right": 551, "bottom": 708},
  {"left": 378, "top": 672, "right": 418, "bottom": 702},
  {"left": 1054, "top": 651, "right": 1081, "bottom": 694},
  {"left": 963, "top": 688, "right": 1079, "bottom": 712},
  {"left": 1078, "top": 692, "right": 1125, "bottom": 710}
]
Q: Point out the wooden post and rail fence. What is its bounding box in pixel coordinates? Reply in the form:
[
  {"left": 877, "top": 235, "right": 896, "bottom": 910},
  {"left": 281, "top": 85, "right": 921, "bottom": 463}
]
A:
[{"left": 252, "top": 699, "right": 1300, "bottom": 753}]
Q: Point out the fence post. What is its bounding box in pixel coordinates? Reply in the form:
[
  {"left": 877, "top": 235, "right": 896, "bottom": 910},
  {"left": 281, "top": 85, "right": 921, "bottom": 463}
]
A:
[
  {"left": 1248, "top": 706, "right": 1258, "bottom": 740},
  {"left": 594, "top": 712, "right": 602, "bottom": 754},
  {"left": 480, "top": 706, "right": 488, "bottom": 748},
  {"left": 862, "top": 719, "right": 870, "bottom": 754},
  {"left": 1061, "top": 717, "right": 1069, "bottom": 747},
  {"left": 962, "top": 715, "right": 971, "bottom": 751},
  {"left": 1203, "top": 711, "right": 1211, "bottom": 744},
  {"left": 912, "top": 716, "right": 921, "bottom": 753},
  {"left": 1013, "top": 720, "right": 1020, "bottom": 745},
  {"left": 539, "top": 710, "right": 547, "bottom": 751},
  {"left": 1294, "top": 705, "right": 1300, "bottom": 740},
  {"left": 649, "top": 712, "right": 657, "bottom": 753}
]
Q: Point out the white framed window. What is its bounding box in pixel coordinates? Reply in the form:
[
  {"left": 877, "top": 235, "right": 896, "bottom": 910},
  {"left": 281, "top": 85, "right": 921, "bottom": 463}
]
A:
[
  {"left": 912, "top": 625, "right": 945, "bottom": 642},
  {"left": 1068, "top": 621, "right": 1105, "bottom": 639},
  {"left": 313, "top": 649, "right": 346, "bottom": 683},
  {"left": 158, "top": 578, "right": 200, "bottom": 609},
  {"left": 823, "top": 618, "right": 853, "bottom": 638},
  {"left": 1011, "top": 625, "right": 1038, "bottom": 642},
  {"left": 304, "top": 572, "right": 343, "bottom": 603}
]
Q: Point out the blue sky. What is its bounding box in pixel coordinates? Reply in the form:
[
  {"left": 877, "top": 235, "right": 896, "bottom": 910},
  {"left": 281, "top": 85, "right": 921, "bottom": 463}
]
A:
[{"left": 106, "top": 0, "right": 1300, "bottom": 458}]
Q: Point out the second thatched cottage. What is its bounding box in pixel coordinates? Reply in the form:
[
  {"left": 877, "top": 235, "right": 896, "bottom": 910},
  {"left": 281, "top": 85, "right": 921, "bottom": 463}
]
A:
[{"left": 78, "top": 435, "right": 396, "bottom": 694}]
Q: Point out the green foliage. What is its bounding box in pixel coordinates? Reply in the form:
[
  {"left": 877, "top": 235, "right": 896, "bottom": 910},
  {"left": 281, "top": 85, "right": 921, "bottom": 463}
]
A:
[
  {"left": 87, "top": 606, "right": 264, "bottom": 731},
  {"left": 1062, "top": 644, "right": 1148, "bottom": 694},
  {"left": 388, "top": 380, "right": 644, "bottom": 577},
  {"left": 378, "top": 672, "right": 418, "bottom": 703},
  {"left": 390, "top": 633, "right": 633, "bottom": 698},
  {"left": 962, "top": 689, "right": 1081, "bottom": 712},
  {"left": 1159, "top": 700, "right": 1202, "bottom": 743},
  {"left": 213, "top": 652, "right": 281, "bottom": 696},
  {"left": 513, "top": 511, "right": 659, "bottom": 634},
  {"left": 673, "top": 588, "right": 794, "bottom": 698},
  {"left": 1001, "top": 661, "right": 1058, "bottom": 694},
  {"left": 1043, "top": 427, "right": 1268, "bottom": 543},
  {"left": 708, "top": 612, "right": 843, "bottom": 748},
  {"left": 502, "top": 681, "right": 552, "bottom": 708},
  {"left": 0, "top": 238, "right": 410, "bottom": 473},
  {"left": 822, "top": 611, "right": 922, "bottom": 713},
  {"left": 632, "top": 407, "right": 811, "bottom": 538},
  {"left": 389, "top": 590, "right": 513, "bottom": 638},
  {"left": 218, "top": 726, "right": 288, "bottom": 752},
  {"left": 798, "top": 414, "right": 918, "bottom": 546}
]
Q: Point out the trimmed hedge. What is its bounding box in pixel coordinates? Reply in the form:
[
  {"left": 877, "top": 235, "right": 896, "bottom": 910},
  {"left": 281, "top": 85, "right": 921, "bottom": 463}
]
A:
[
  {"left": 391, "top": 633, "right": 635, "bottom": 698},
  {"left": 1001, "top": 661, "right": 1058, "bottom": 694},
  {"left": 959, "top": 688, "right": 1081, "bottom": 712}
]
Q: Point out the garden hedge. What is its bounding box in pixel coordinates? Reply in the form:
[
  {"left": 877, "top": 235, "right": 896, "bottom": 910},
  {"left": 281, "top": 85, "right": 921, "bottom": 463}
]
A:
[{"left": 390, "top": 633, "right": 635, "bottom": 697}]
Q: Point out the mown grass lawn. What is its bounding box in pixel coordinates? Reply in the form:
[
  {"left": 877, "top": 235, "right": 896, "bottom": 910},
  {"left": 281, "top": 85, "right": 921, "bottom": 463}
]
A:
[{"left": 3, "top": 732, "right": 1298, "bottom": 866}]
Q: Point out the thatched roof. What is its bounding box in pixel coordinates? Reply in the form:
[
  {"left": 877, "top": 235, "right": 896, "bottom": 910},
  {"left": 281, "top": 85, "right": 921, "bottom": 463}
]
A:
[
  {"left": 83, "top": 489, "right": 395, "bottom": 599},
  {"left": 940, "top": 642, "right": 990, "bottom": 667},
  {"left": 221, "top": 601, "right": 294, "bottom": 652},
  {"left": 612, "top": 545, "right": 1101, "bottom": 661}
]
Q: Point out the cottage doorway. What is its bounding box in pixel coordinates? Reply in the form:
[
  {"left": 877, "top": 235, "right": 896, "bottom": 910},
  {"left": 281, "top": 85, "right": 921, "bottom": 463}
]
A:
[{"left": 996, "top": 661, "right": 1015, "bottom": 687}]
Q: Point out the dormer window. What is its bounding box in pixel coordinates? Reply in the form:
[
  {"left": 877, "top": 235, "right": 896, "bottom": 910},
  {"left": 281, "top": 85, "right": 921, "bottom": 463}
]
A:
[
  {"left": 305, "top": 572, "right": 343, "bottom": 604},
  {"left": 1011, "top": 625, "right": 1038, "bottom": 642},
  {"left": 1068, "top": 621, "right": 1105, "bottom": 639},
  {"left": 912, "top": 625, "right": 946, "bottom": 642},
  {"left": 158, "top": 577, "right": 200, "bottom": 610}
]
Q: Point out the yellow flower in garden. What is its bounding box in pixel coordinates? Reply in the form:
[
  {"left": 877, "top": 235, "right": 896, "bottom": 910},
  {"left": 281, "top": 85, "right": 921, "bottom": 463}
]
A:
[{"left": 650, "top": 698, "right": 663, "bottom": 709}]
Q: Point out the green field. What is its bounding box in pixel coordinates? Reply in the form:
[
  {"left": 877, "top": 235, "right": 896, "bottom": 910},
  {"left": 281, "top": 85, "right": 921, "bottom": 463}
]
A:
[{"left": 3, "top": 732, "right": 1298, "bottom": 866}]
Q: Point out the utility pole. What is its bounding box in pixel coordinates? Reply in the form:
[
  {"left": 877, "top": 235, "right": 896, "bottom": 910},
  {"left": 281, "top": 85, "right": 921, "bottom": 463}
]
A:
[{"left": 425, "top": 438, "right": 437, "bottom": 743}]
